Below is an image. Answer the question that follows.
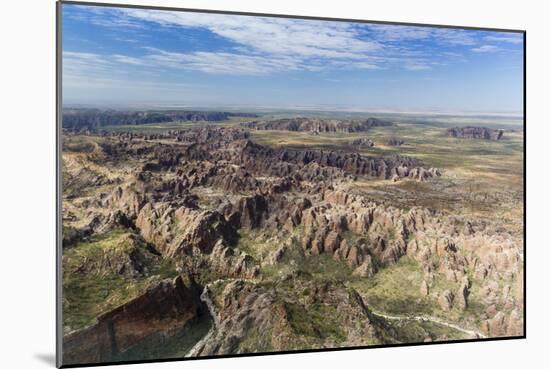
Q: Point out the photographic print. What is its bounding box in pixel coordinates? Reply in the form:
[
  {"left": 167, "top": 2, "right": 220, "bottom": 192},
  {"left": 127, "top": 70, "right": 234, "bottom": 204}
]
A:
[{"left": 58, "top": 2, "right": 525, "bottom": 366}]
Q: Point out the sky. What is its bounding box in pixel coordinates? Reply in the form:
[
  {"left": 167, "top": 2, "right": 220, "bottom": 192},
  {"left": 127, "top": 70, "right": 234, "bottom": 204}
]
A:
[{"left": 62, "top": 4, "right": 524, "bottom": 114}]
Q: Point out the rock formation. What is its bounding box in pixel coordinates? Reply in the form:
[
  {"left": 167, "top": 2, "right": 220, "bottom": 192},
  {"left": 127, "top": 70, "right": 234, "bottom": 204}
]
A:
[
  {"left": 241, "top": 117, "right": 392, "bottom": 133},
  {"left": 438, "top": 290, "right": 455, "bottom": 311},
  {"left": 387, "top": 138, "right": 405, "bottom": 146},
  {"left": 446, "top": 127, "right": 504, "bottom": 140},
  {"left": 189, "top": 277, "right": 389, "bottom": 356},
  {"left": 349, "top": 137, "right": 375, "bottom": 147}
]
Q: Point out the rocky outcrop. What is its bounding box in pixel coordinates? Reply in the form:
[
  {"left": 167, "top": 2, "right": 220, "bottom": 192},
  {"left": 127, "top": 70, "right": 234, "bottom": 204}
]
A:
[
  {"left": 227, "top": 194, "right": 269, "bottom": 229},
  {"left": 405, "top": 167, "right": 441, "bottom": 182},
  {"left": 63, "top": 275, "right": 202, "bottom": 365},
  {"left": 446, "top": 127, "right": 504, "bottom": 140},
  {"left": 62, "top": 209, "right": 139, "bottom": 249},
  {"left": 480, "top": 308, "right": 523, "bottom": 337},
  {"left": 456, "top": 277, "right": 470, "bottom": 310},
  {"left": 438, "top": 290, "right": 455, "bottom": 311},
  {"left": 352, "top": 255, "right": 377, "bottom": 277},
  {"left": 103, "top": 186, "right": 145, "bottom": 219},
  {"left": 208, "top": 240, "right": 260, "bottom": 279},
  {"left": 349, "top": 138, "right": 374, "bottom": 147},
  {"left": 177, "top": 126, "right": 250, "bottom": 146},
  {"left": 208, "top": 169, "right": 259, "bottom": 193},
  {"left": 188, "top": 277, "right": 388, "bottom": 356},
  {"left": 387, "top": 138, "right": 405, "bottom": 146},
  {"left": 239, "top": 140, "right": 437, "bottom": 182},
  {"left": 242, "top": 117, "right": 392, "bottom": 133},
  {"left": 136, "top": 203, "right": 237, "bottom": 257},
  {"left": 288, "top": 188, "right": 421, "bottom": 272},
  {"left": 420, "top": 280, "right": 429, "bottom": 296},
  {"left": 63, "top": 232, "right": 159, "bottom": 278},
  {"left": 89, "top": 127, "right": 437, "bottom": 187}
]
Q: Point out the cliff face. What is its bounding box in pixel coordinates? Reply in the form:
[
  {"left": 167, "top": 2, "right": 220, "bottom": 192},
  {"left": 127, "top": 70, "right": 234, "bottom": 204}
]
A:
[
  {"left": 446, "top": 127, "right": 504, "bottom": 140},
  {"left": 63, "top": 275, "right": 202, "bottom": 365}
]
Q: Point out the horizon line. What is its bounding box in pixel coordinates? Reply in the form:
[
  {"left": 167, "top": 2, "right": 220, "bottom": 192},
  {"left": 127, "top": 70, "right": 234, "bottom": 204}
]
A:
[{"left": 62, "top": 102, "right": 524, "bottom": 119}]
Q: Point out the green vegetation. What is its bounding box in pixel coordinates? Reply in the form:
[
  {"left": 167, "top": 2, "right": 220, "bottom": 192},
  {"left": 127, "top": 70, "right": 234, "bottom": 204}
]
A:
[
  {"left": 383, "top": 318, "right": 469, "bottom": 342},
  {"left": 238, "top": 325, "right": 274, "bottom": 353},
  {"left": 351, "top": 256, "right": 487, "bottom": 330},
  {"left": 115, "top": 317, "right": 212, "bottom": 362},
  {"left": 63, "top": 229, "right": 139, "bottom": 267},
  {"left": 235, "top": 230, "right": 279, "bottom": 261},
  {"left": 285, "top": 302, "right": 346, "bottom": 343},
  {"left": 62, "top": 229, "right": 177, "bottom": 332},
  {"left": 351, "top": 256, "right": 431, "bottom": 316},
  {"left": 300, "top": 254, "right": 353, "bottom": 282},
  {"left": 63, "top": 269, "right": 130, "bottom": 332}
]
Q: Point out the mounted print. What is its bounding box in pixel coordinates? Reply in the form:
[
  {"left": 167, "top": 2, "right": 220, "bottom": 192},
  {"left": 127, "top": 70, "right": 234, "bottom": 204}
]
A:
[{"left": 57, "top": 1, "right": 525, "bottom": 367}]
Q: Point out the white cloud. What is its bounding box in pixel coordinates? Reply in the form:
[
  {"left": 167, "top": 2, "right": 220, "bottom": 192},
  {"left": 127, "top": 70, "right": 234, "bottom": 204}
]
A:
[
  {"left": 119, "top": 9, "right": 381, "bottom": 60},
  {"left": 471, "top": 45, "right": 499, "bottom": 53},
  {"left": 63, "top": 51, "right": 111, "bottom": 65},
  {"left": 484, "top": 34, "right": 523, "bottom": 44},
  {"left": 432, "top": 28, "right": 477, "bottom": 45},
  {"left": 63, "top": 51, "right": 114, "bottom": 77},
  {"left": 145, "top": 49, "right": 301, "bottom": 75},
  {"left": 65, "top": 6, "right": 520, "bottom": 76},
  {"left": 369, "top": 25, "right": 432, "bottom": 41},
  {"left": 64, "top": 49, "right": 300, "bottom": 77},
  {"left": 354, "top": 62, "right": 382, "bottom": 70},
  {"left": 367, "top": 24, "right": 477, "bottom": 45},
  {"left": 114, "top": 37, "right": 139, "bottom": 43},
  {"left": 112, "top": 54, "right": 147, "bottom": 65},
  {"left": 404, "top": 62, "right": 431, "bottom": 71},
  {"left": 114, "top": 9, "right": 470, "bottom": 73}
]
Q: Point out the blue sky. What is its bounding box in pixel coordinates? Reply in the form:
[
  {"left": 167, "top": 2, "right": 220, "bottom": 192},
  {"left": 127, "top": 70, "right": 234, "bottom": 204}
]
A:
[{"left": 62, "top": 4, "right": 524, "bottom": 114}]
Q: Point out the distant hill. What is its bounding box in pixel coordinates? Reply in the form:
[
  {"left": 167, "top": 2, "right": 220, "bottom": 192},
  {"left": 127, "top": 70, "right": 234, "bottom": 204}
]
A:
[{"left": 62, "top": 108, "right": 258, "bottom": 130}]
